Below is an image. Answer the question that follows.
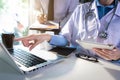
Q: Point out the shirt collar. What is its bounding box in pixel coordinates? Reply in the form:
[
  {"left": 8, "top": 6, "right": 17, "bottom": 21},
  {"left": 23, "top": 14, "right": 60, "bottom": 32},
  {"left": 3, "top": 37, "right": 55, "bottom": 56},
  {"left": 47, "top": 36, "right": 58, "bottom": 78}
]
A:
[{"left": 96, "top": 0, "right": 115, "bottom": 8}]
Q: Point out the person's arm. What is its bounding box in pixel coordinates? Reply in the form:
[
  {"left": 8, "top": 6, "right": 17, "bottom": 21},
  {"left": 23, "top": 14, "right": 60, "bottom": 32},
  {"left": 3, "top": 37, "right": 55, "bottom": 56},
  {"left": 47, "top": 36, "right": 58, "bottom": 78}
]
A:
[
  {"left": 15, "top": 34, "right": 68, "bottom": 50},
  {"left": 15, "top": 34, "right": 51, "bottom": 50},
  {"left": 60, "top": 0, "right": 79, "bottom": 27},
  {"left": 49, "top": 35, "right": 68, "bottom": 46}
]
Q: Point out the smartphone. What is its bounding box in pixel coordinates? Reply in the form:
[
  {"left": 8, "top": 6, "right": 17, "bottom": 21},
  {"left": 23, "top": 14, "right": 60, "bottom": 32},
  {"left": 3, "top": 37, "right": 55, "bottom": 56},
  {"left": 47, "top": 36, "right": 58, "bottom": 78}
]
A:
[
  {"left": 76, "top": 40, "right": 114, "bottom": 50},
  {"left": 49, "top": 47, "right": 76, "bottom": 57}
]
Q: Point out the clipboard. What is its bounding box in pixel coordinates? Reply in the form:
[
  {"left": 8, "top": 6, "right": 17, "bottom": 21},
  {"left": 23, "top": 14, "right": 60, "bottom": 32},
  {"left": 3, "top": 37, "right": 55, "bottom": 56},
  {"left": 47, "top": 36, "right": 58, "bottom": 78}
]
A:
[{"left": 76, "top": 40, "right": 114, "bottom": 50}]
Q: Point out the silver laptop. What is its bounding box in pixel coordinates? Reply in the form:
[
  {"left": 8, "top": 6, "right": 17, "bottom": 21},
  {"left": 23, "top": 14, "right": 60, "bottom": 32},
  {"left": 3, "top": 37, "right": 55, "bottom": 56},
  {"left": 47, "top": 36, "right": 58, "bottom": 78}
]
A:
[{"left": 0, "top": 43, "right": 66, "bottom": 74}]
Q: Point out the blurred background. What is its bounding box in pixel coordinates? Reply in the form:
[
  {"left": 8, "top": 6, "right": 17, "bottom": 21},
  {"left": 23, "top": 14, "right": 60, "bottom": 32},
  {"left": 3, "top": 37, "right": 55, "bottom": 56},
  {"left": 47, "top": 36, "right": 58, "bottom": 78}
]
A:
[
  {"left": 0, "top": 0, "right": 29, "bottom": 37},
  {"left": 0, "top": 0, "right": 91, "bottom": 44}
]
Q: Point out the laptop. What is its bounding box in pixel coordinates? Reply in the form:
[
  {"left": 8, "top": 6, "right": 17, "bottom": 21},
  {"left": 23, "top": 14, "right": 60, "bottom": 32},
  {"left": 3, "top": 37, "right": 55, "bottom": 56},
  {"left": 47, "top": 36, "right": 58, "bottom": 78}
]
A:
[{"left": 0, "top": 42, "right": 76, "bottom": 74}]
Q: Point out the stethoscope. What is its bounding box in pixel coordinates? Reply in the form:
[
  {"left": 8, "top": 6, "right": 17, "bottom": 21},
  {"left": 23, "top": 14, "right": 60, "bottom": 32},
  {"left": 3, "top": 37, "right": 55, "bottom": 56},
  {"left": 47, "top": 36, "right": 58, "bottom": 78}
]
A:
[{"left": 84, "top": 0, "right": 118, "bottom": 40}]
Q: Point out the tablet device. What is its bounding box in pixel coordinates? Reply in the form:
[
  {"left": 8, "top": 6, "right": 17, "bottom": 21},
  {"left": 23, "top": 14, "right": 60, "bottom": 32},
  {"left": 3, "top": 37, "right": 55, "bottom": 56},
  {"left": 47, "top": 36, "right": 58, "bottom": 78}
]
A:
[{"left": 76, "top": 40, "right": 114, "bottom": 50}]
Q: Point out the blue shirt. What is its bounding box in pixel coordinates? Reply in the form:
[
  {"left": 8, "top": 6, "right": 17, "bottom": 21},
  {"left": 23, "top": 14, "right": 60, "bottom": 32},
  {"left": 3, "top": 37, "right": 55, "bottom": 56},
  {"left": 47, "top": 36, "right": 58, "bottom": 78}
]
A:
[
  {"left": 96, "top": 0, "right": 115, "bottom": 19},
  {"left": 49, "top": 35, "right": 68, "bottom": 46}
]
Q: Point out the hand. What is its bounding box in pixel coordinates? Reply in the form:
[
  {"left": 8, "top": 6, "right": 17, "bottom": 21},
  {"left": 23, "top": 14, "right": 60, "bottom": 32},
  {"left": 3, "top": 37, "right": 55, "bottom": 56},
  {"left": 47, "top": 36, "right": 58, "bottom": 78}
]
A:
[
  {"left": 14, "top": 34, "right": 51, "bottom": 50},
  {"left": 37, "top": 14, "right": 47, "bottom": 24},
  {"left": 92, "top": 48, "right": 120, "bottom": 60}
]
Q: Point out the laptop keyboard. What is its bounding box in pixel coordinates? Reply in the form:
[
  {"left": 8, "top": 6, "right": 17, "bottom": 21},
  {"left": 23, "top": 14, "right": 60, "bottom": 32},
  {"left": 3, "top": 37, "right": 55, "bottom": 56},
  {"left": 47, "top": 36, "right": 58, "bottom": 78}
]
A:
[{"left": 9, "top": 49, "right": 47, "bottom": 68}]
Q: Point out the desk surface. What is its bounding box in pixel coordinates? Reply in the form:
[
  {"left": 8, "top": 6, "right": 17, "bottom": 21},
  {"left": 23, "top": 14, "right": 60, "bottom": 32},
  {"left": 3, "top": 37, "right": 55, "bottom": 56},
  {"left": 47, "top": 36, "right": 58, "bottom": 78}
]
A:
[{"left": 0, "top": 46, "right": 120, "bottom": 80}]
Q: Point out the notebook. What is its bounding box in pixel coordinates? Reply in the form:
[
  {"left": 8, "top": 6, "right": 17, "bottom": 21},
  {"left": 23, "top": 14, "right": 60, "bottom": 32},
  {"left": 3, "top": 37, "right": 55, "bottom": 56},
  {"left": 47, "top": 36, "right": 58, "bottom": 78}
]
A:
[{"left": 0, "top": 43, "right": 76, "bottom": 74}]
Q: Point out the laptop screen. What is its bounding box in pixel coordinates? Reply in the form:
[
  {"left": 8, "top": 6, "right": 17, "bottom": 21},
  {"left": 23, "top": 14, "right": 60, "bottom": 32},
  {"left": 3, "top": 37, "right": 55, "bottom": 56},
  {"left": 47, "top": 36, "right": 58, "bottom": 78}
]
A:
[{"left": 0, "top": 43, "right": 24, "bottom": 73}]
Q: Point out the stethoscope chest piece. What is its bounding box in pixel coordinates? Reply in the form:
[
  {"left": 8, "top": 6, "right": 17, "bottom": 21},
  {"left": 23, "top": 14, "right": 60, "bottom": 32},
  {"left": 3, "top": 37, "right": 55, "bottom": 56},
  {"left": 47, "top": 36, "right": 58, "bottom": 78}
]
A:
[{"left": 98, "top": 31, "right": 108, "bottom": 39}]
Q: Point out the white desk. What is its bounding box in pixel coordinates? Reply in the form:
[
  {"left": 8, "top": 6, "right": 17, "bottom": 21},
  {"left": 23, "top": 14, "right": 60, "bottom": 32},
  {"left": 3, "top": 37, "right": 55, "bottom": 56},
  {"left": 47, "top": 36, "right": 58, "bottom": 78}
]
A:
[{"left": 0, "top": 51, "right": 120, "bottom": 80}]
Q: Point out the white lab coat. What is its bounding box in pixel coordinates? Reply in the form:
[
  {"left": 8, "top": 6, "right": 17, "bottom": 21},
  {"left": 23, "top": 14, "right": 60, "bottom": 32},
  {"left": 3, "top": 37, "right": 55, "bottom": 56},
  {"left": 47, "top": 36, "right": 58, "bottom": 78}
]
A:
[{"left": 60, "top": 1, "right": 120, "bottom": 49}]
